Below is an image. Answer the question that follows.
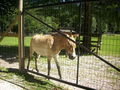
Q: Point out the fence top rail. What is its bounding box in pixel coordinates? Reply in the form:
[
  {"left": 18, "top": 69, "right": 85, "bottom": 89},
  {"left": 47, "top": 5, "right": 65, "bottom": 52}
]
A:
[{"left": 25, "top": 0, "right": 99, "bottom": 10}]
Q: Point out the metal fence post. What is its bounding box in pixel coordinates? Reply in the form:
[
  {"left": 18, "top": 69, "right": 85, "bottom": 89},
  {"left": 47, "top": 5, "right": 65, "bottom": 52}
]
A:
[{"left": 18, "top": 0, "right": 25, "bottom": 71}]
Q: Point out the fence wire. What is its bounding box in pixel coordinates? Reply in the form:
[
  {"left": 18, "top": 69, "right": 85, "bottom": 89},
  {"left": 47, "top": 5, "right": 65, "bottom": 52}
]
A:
[
  {"left": 0, "top": 0, "right": 119, "bottom": 90},
  {"left": 24, "top": 1, "right": 120, "bottom": 90}
]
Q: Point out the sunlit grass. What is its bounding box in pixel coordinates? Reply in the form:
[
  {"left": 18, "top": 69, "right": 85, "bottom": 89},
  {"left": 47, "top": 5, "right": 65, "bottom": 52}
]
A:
[
  {"left": 0, "top": 37, "right": 18, "bottom": 46},
  {"left": 99, "top": 34, "right": 120, "bottom": 56},
  {"left": 0, "top": 34, "right": 120, "bottom": 56}
]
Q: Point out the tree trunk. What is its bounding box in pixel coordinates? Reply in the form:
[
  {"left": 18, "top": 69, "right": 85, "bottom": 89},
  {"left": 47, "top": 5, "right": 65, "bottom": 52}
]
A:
[{"left": 82, "top": 2, "right": 92, "bottom": 54}]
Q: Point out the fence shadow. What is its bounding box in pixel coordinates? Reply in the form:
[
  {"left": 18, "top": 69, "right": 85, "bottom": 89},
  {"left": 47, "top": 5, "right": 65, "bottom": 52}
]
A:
[
  {"left": 0, "top": 46, "right": 30, "bottom": 63},
  {"left": 0, "top": 68, "right": 60, "bottom": 89},
  {"left": 0, "top": 46, "right": 18, "bottom": 63}
]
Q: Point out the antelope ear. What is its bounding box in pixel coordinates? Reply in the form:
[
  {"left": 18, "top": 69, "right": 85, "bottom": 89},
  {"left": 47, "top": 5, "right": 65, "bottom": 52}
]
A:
[
  {"left": 66, "top": 33, "right": 79, "bottom": 38},
  {"left": 63, "top": 32, "right": 72, "bottom": 37},
  {"left": 72, "top": 34, "right": 79, "bottom": 38},
  {"left": 62, "top": 32, "right": 79, "bottom": 38}
]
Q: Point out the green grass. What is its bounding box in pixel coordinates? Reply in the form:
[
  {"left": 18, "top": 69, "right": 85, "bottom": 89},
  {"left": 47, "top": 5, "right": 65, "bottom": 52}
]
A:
[
  {"left": 89, "top": 34, "right": 120, "bottom": 56},
  {"left": 99, "top": 34, "right": 120, "bottom": 56},
  {"left": 0, "top": 34, "right": 120, "bottom": 56},
  {"left": 0, "top": 37, "right": 18, "bottom": 46},
  {"left": 0, "top": 67, "right": 64, "bottom": 90},
  {"left": 24, "top": 37, "right": 32, "bottom": 46},
  {"left": 0, "top": 37, "right": 31, "bottom": 46}
]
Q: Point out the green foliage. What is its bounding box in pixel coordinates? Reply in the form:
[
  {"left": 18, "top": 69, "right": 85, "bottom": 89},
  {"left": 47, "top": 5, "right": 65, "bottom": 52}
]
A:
[
  {"left": 0, "top": 0, "right": 18, "bottom": 15},
  {"left": 0, "top": 0, "right": 120, "bottom": 34},
  {"left": 0, "top": 0, "right": 18, "bottom": 32},
  {"left": 24, "top": 9, "right": 59, "bottom": 35},
  {"left": 91, "top": 17, "right": 97, "bottom": 33},
  {"left": 92, "top": 1, "right": 120, "bottom": 33}
]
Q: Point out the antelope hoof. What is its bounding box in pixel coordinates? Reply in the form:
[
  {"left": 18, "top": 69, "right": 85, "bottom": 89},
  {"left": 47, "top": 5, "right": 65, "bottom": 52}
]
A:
[
  {"left": 36, "top": 69, "right": 39, "bottom": 72},
  {"left": 27, "top": 66, "right": 29, "bottom": 70},
  {"left": 60, "top": 77, "right": 62, "bottom": 79}
]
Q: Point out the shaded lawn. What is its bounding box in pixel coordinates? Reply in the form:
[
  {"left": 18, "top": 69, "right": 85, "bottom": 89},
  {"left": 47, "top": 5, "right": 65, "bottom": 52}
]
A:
[{"left": 0, "top": 67, "right": 64, "bottom": 90}]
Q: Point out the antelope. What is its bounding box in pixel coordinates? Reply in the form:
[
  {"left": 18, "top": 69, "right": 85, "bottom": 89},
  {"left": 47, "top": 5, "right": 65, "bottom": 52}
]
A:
[{"left": 27, "top": 32, "right": 77, "bottom": 79}]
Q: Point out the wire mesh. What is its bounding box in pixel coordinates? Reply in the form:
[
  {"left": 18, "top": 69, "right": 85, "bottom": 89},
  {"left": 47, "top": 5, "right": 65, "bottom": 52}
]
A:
[
  {"left": 0, "top": 0, "right": 119, "bottom": 90},
  {"left": 22, "top": 0, "right": 120, "bottom": 90}
]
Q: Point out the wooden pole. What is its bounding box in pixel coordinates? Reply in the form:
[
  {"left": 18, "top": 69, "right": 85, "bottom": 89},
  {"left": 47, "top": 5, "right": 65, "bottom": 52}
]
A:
[{"left": 18, "top": 0, "right": 24, "bottom": 71}]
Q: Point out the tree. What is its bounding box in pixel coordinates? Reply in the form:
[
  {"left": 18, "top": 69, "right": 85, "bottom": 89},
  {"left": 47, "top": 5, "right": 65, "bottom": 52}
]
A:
[
  {"left": 92, "top": 0, "right": 120, "bottom": 33},
  {"left": 0, "top": 0, "right": 18, "bottom": 32}
]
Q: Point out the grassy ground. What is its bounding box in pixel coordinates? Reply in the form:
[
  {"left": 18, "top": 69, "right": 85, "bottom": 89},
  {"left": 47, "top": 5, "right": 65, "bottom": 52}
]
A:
[
  {"left": 0, "top": 67, "right": 64, "bottom": 90},
  {"left": 25, "top": 55, "right": 120, "bottom": 90},
  {"left": 0, "top": 34, "right": 120, "bottom": 56},
  {"left": 0, "top": 34, "right": 119, "bottom": 90},
  {"left": 99, "top": 34, "right": 120, "bottom": 56},
  {"left": 0, "top": 36, "right": 65, "bottom": 89}
]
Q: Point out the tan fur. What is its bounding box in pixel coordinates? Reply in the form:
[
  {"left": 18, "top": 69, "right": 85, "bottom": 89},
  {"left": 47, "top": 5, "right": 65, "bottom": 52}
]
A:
[{"left": 30, "top": 33, "right": 76, "bottom": 58}]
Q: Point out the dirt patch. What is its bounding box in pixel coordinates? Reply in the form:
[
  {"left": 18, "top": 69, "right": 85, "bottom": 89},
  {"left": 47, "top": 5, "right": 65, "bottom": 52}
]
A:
[
  {"left": 29, "top": 56, "right": 120, "bottom": 90},
  {"left": 0, "top": 56, "right": 120, "bottom": 90},
  {"left": 0, "top": 58, "right": 22, "bottom": 90},
  {"left": 0, "top": 58, "right": 19, "bottom": 69},
  {"left": 0, "top": 79, "right": 22, "bottom": 90}
]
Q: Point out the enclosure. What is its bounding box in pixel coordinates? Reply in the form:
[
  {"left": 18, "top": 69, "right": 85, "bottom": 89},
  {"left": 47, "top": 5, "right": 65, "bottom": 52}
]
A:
[{"left": 0, "top": 0, "right": 120, "bottom": 90}]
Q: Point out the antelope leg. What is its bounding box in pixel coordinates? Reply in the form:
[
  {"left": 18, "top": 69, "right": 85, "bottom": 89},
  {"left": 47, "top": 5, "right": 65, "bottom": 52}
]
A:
[
  {"left": 54, "top": 56, "right": 62, "bottom": 79},
  {"left": 47, "top": 57, "right": 51, "bottom": 76},
  {"left": 27, "top": 56, "right": 31, "bottom": 70},
  {"left": 35, "top": 53, "right": 39, "bottom": 72}
]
